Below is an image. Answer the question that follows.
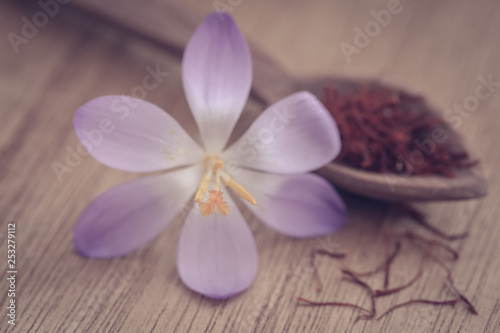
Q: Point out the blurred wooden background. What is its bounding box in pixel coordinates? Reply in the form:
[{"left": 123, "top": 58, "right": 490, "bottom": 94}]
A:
[{"left": 1, "top": 0, "right": 499, "bottom": 332}]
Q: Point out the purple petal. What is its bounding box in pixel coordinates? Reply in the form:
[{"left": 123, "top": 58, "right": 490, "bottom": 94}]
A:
[
  {"left": 177, "top": 193, "right": 257, "bottom": 299},
  {"left": 182, "top": 12, "right": 252, "bottom": 153},
  {"left": 235, "top": 169, "right": 346, "bottom": 238},
  {"left": 74, "top": 96, "right": 204, "bottom": 172},
  {"left": 223, "top": 91, "right": 341, "bottom": 173},
  {"left": 74, "top": 164, "right": 203, "bottom": 258}
]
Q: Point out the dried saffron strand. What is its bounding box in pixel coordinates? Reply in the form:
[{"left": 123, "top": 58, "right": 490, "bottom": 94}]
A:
[
  {"left": 299, "top": 225, "right": 477, "bottom": 320},
  {"left": 401, "top": 231, "right": 460, "bottom": 260},
  {"left": 383, "top": 241, "right": 402, "bottom": 289},
  {"left": 323, "top": 83, "right": 476, "bottom": 176},
  {"left": 299, "top": 244, "right": 477, "bottom": 320},
  {"left": 430, "top": 254, "right": 478, "bottom": 315},
  {"left": 342, "top": 270, "right": 376, "bottom": 321},
  {"left": 455, "top": 291, "right": 479, "bottom": 315},
  {"left": 310, "top": 249, "right": 346, "bottom": 292},
  {"left": 377, "top": 298, "right": 459, "bottom": 320},
  {"left": 375, "top": 250, "right": 429, "bottom": 297},
  {"left": 348, "top": 240, "right": 401, "bottom": 292},
  {"left": 297, "top": 297, "right": 371, "bottom": 314},
  {"left": 350, "top": 260, "right": 386, "bottom": 278},
  {"left": 349, "top": 240, "right": 400, "bottom": 279},
  {"left": 395, "top": 203, "right": 468, "bottom": 241}
]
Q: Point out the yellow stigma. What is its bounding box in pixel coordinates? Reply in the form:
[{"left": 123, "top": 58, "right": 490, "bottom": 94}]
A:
[{"left": 196, "top": 157, "right": 257, "bottom": 217}]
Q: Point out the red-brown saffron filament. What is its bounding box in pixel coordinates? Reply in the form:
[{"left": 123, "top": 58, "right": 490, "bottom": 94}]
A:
[
  {"left": 383, "top": 241, "right": 401, "bottom": 289},
  {"left": 377, "top": 298, "right": 459, "bottom": 320},
  {"left": 375, "top": 250, "right": 429, "bottom": 297},
  {"left": 430, "top": 253, "right": 478, "bottom": 315},
  {"left": 348, "top": 240, "right": 401, "bottom": 291},
  {"left": 400, "top": 231, "right": 460, "bottom": 260},
  {"left": 350, "top": 260, "right": 386, "bottom": 278},
  {"left": 342, "top": 269, "right": 376, "bottom": 321},
  {"left": 298, "top": 235, "right": 478, "bottom": 321},
  {"left": 395, "top": 203, "right": 468, "bottom": 241},
  {"left": 309, "top": 249, "right": 346, "bottom": 293},
  {"left": 297, "top": 297, "right": 371, "bottom": 314}
]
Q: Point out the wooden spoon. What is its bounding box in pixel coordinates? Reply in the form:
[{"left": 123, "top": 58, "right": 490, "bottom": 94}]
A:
[{"left": 68, "top": 0, "right": 487, "bottom": 201}]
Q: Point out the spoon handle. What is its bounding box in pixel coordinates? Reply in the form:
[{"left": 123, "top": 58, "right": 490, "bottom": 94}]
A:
[
  {"left": 71, "top": 0, "right": 191, "bottom": 57},
  {"left": 70, "top": 0, "right": 299, "bottom": 105}
]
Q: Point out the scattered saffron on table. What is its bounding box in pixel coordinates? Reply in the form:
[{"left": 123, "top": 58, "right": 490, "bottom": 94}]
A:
[
  {"left": 323, "top": 84, "right": 479, "bottom": 176},
  {"left": 298, "top": 204, "right": 477, "bottom": 322}
]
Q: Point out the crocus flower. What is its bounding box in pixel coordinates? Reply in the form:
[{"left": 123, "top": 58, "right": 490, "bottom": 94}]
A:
[{"left": 73, "top": 11, "right": 346, "bottom": 299}]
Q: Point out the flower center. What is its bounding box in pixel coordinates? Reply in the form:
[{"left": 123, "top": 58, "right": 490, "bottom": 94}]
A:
[{"left": 195, "top": 156, "right": 257, "bottom": 217}]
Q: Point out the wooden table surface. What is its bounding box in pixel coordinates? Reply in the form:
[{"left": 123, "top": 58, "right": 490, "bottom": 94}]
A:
[{"left": 1, "top": 0, "right": 499, "bottom": 332}]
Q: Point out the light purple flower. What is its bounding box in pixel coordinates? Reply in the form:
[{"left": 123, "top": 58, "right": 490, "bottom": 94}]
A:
[{"left": 73, "top": 12, "right": 346, "bottom": 299}]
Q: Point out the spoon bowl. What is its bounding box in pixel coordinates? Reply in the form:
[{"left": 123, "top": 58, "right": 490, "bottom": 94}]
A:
[
  {"left": 250, "top": 65, "right": 488, "bottom": 202},
  {"left": 305, "top": 77, "right": 487, "bottom": 201}
]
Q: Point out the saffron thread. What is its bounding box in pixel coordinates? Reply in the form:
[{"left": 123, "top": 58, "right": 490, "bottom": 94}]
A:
[
  {"left": 395, "top": 203, "right": 468, "bottom": 241},
  {"left": 377, "top": 298, "right": 459, "bottom": 320},
  {"left": 297, "top": 297, "right": 371, "bottom": 314},
  {"left": 342, "top": 269, "right": 376, "bottom": 321},
  {"left": 400, "top": 231, "right": 459, "bottom": 260},
  {"left": 310, "top": 249, "right": 346, "bottom": 292},
  {"left": 383, "top": 241, "right": 402, "bottom": 289},
  {"left": 375, "top": 249, "right": 429, "bottom": 297},
  {"left": 430, "top": 254, "right": 478, "bottom": 315}
]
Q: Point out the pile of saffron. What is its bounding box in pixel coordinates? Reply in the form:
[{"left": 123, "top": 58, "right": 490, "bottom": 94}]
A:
[
  {"left": 298, "top": 204, "right": 478, "bottom": 321},
  {"left": 323, "top": 84, "right": 478, "bottom": 176}
]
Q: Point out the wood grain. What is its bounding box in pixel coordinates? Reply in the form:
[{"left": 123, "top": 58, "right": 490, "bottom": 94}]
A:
[{"left": 1, "top": 0, "right": 499, "bottom": 332}]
